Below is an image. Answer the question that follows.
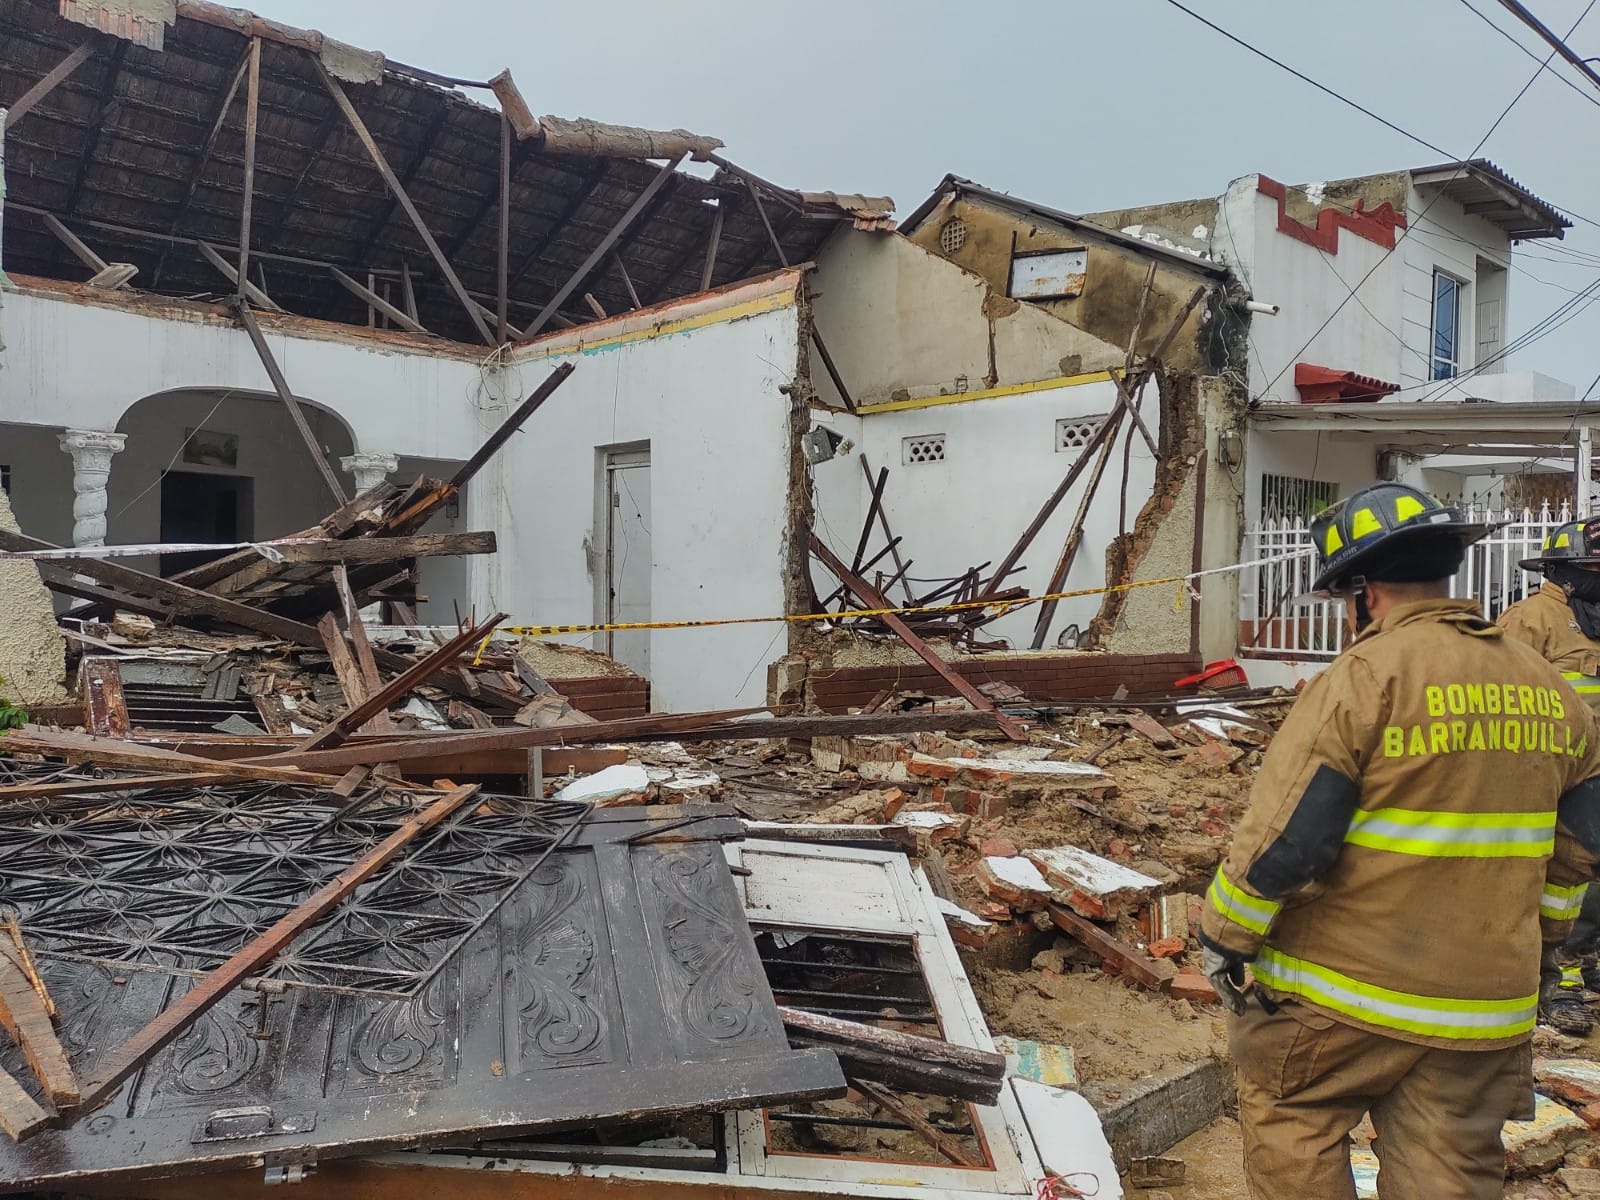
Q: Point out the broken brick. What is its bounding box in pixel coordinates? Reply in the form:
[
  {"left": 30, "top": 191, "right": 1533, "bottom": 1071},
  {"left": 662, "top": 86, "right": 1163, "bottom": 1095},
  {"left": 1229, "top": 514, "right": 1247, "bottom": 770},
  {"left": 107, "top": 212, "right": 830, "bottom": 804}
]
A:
[
  {"left": 1534, "top": 1058, "right": 1600, "bottom": 1108},
  {"left": 1580, "top": 1101, "right": 1600, "bottom": 1131},
  {"left": 880, "top": 787, "right": 908, "bottom": 821},
  {"left": 978, "top": 792, "right": 1011, "bottom": 820},
  {"left": 1024, "top": 845, "right": 1162, "bottom": 921},
  {"left": 1556, "top": 1167, "right": 1600, "bottom": 1197},
  {"left": 1504, "top": 1094, "right": 1587, "bottom": 1175},
  {"left": 1147, "top": 937, "right": 1186, "bottom": 960},
  {"left": 979, "top": 835, "right": 1020, "bottom": 859},
  {"left": 1184, "top": 741, "right": 1236, "bottom": 769},
  {"left": 1169, "top": 967, "right": 1219, "bottom": 1005}
]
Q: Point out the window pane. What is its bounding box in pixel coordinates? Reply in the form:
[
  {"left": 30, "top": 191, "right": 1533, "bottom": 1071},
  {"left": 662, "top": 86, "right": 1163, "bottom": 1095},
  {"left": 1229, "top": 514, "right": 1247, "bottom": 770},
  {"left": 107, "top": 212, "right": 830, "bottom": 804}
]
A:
[{"left": 1432, "top": 272, "right": 1460, "bottom": 380}]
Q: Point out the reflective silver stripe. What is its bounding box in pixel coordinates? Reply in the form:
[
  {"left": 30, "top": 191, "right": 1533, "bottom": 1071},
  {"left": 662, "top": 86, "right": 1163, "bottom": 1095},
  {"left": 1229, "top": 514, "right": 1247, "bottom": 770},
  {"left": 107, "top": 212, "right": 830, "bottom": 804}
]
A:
[
  {"left": 1563, "top": 671, "right": 1600, "bottom": 695},
  {"left": 1345, "top": 807, "right": 1555, "bottom": 858},
  {"left": 1541, "top": 882, "right": 1588, "bottom": 921},
  {"left": 1253, "top": 947, "right": 1537, "bottom": 1040},
  {"left": 1207, "top": 868, "right": 1279, "bottom": 936}
]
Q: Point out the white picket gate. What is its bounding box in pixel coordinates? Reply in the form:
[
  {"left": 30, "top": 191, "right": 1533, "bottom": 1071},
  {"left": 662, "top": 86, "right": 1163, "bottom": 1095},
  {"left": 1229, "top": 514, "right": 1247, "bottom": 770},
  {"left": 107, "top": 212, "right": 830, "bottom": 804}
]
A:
[{"left": 1239, "top": 501, "right": 1574, "bottom": 660}]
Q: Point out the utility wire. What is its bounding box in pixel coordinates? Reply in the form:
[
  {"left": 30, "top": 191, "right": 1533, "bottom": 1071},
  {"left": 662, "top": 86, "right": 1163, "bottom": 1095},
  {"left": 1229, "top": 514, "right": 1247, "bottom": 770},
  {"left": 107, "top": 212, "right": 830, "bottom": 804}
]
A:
[
  {"left": 1162, "top": 0, "right": 1595, "bottom": 399},
  {"left": 1490, "top": 0, "right": 1600, "bottom": 92},
  {"left": 1455, "top": 0, "right": 1600, "bottom": 108}
]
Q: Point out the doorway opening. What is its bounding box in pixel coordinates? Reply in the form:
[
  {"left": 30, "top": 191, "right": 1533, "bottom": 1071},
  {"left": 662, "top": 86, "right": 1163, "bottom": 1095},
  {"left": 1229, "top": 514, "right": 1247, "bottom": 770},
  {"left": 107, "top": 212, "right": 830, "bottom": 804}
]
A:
[
  {"left": 602, "top": 445, "right": 651, "bottom": 680},
  {"left": 159, "top": 470, "right": 253, "bottom": 575}
]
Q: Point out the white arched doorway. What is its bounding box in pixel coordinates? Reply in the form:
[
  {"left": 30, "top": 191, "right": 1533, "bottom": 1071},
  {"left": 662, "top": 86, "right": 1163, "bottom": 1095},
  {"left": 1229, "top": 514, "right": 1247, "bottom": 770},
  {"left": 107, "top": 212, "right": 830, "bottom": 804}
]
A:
[{"left": 109, "top": 388, "right": 356, "bottom": 576}]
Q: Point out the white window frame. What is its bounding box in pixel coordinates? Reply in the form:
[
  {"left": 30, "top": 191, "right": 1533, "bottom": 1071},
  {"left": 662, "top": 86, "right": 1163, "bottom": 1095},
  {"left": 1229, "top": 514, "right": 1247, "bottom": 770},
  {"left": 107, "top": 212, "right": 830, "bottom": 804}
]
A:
[{"left": 1430, "top": 269, "right": 1465, "bottom": 381}]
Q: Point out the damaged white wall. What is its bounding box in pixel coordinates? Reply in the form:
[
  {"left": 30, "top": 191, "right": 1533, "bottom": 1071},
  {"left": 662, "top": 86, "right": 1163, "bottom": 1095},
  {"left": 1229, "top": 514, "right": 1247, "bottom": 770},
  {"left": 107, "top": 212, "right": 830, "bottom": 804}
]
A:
[
  {"left": 813, "top": 376, "right": 1156, "bottom": 651},
  {"left": 490, "top": 273, "right": 805, "bottom": 713}
]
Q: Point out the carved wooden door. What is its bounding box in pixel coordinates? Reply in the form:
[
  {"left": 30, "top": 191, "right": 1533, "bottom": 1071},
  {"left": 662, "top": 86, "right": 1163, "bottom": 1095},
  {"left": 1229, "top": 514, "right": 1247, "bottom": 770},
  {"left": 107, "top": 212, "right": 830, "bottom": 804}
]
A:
[{"left": 0, "top": 809, "right": 843, "bottom": 1191}]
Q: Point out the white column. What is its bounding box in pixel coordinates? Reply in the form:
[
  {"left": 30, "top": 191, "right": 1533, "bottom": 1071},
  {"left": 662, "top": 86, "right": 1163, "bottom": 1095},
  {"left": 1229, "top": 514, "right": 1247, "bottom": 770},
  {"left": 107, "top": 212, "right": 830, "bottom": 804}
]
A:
[
  {"left": 340, "top": 451, "right": 400, "bottom": 495},
  {"left": 58, "top": 429, "right": 126, "bottom": 548}
]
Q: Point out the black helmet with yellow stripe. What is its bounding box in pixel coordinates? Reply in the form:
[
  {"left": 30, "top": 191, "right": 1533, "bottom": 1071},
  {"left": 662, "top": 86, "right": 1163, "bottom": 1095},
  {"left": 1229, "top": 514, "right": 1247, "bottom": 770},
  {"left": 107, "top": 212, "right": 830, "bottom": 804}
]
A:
[
  {"left": 1519, "top": 519, "right": 1600, "bottom": 572},
  {"left": 1310, "top": 483, "right": 1497, "bottom": 594}
]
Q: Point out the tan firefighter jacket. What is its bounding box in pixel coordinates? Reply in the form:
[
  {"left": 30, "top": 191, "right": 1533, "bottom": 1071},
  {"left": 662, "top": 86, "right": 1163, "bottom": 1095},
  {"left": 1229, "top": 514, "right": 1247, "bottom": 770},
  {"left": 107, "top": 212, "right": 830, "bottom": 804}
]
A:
[
  {"left": 1200, "top": 597, "right": 1600, "bottom": 1050},
  {"left": 1501, "top": 582, "right": 1600, "bottom": 710}
]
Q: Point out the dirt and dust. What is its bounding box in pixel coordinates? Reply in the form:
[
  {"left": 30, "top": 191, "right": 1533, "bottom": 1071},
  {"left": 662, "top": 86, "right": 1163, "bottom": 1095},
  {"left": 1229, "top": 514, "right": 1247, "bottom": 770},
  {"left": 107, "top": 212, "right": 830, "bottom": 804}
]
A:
[
  {"left": 517, "top": 638, "right": 637, "bottom": 679},
  {"left": 969, "top": 962, "right": 1226, "bottom": 1088}
]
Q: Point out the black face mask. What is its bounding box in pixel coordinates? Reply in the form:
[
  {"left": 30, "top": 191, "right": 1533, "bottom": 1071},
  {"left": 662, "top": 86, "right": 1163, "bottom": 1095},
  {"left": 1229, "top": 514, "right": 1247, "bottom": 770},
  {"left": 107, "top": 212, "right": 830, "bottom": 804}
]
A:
[{"left": 1549, "top": 564, "right": 1600, "bottom": 638}]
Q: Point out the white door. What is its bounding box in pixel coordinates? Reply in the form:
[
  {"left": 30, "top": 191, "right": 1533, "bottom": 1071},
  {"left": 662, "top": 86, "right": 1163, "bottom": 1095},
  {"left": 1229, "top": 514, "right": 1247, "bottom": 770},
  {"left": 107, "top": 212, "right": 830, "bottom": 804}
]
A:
[
  {"left": 605, "top": 448, "right": 651, "bottom": 680},
  {"left": 1477, "top": 296, "right": 1502, "bottom": 369}
]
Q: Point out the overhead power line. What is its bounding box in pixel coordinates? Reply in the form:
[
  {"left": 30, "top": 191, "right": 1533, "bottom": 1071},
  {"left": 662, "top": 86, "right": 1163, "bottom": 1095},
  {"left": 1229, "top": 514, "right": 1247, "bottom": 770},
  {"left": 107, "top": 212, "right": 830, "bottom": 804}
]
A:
[
  {"left": 1455, "top": 0, "right": 1600, "bottom": 108},
  {"left": 1492, "top": 0, "right": 1600, "bottom": 93}
]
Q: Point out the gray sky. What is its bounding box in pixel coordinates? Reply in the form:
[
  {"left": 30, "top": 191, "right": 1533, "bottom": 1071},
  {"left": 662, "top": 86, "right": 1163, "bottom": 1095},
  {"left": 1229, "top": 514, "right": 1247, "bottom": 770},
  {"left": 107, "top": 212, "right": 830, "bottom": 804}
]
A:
[{"left": 265, "top": 0, "right": 1600, "bottom": 395}]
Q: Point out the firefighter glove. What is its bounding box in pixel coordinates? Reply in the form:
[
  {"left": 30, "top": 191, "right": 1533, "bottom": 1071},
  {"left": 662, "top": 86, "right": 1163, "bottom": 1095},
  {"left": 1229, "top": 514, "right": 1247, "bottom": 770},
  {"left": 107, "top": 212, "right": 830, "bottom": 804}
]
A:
[{"left": 1201, "top": 945, "right": 1249, "bottom": 1016}]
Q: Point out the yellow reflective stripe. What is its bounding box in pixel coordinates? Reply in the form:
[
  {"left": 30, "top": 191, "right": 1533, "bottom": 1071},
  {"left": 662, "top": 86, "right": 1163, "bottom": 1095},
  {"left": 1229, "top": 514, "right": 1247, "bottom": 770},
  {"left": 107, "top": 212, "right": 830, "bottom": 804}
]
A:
[
  {"left": 1541, "top": 882, "right": 1588, "bottom": 921},
  {"left": 1561, "top": 965, "right": 1585, "bottom": 990},
  {"left": 1344, "top": 807, "right": 1556, "bottom": 858},
  {"left": 1562, "top": 671, "right": 1600, "bottom": 695},
  {"left": 1207, "top": 868, "right": 1279, "bottom": 936},
  {"left": 1253, "top": 947, "right": 1537, "bottom": 1040}
]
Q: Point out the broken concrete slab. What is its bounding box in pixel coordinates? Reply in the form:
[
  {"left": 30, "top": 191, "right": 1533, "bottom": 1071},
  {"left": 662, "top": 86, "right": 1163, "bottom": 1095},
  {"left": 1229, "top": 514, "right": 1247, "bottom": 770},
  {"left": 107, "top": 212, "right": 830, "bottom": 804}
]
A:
[
  {"left": 1085, "top": 1056, "right": 1234, "bottom": 1172},
  {"left": 906, "top": 753, "right": 1108, "bottom": 786},
  {"left": 1557, "top": 1167, "right": 1600, "bottom": 1197},
  {"left": 1504, "top": 1094, "right": 1587, "bottom": 1175},
  {"left": 554, "top": 763, "right": 650, "bottom": 806},
  {"left": 976, "top": 856, "right": 1054, "bottom": 910},
  {"left": 1534, "top": 1057, "right": 1600, "bottom": 1107},
  {"left": 1024, "top": 845, "right": 1162, "bottom": 919},
  {"left": 0, "top": 489, "right": 66, "bottom": 707}
]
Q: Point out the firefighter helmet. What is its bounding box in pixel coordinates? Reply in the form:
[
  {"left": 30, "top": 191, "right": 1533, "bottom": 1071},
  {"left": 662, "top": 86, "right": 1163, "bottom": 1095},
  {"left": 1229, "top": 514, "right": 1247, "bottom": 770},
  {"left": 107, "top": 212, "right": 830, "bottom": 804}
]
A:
[
  {"left": 1519, "top": 519, "right": 1600, "bottom": 572},
  {"left": 1310, "top": 483, "right": 1497, "bottom": 594}
]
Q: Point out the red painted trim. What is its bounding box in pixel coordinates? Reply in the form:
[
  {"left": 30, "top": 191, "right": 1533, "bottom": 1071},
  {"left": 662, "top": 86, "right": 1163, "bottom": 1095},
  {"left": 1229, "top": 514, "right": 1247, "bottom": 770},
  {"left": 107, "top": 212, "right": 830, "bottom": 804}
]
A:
[{"left": 1257, "top": 175, "right": 1406, "bottom": 254}]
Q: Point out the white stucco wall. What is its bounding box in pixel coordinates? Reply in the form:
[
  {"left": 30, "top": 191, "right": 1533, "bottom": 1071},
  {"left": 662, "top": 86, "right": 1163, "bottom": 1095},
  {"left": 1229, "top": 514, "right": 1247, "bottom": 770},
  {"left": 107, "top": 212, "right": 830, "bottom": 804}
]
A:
[
  {"left": 1399, "top": 188, "right": 1511, "bottom": 392},
  {"left": 0, "top": 285, "right": 486, "bottom": 458},
  {"left": 812, "top": 376, "right": 1157, "bottom": 650},
  {"left": 492, "top": 277, "right": 804, "bottom": 713},
  {"left": 1214, "top": 176, "right": 1408, "bottom": 405}
]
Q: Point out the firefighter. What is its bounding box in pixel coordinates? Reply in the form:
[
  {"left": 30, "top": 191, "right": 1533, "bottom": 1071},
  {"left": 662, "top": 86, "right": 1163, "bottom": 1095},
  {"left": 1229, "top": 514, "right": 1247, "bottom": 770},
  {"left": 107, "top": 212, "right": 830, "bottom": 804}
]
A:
[
  {"left": 1199, "top": 482, "right": 1600, "bottom": 1200},
  {"left": 1499, "top": 519, "right": 1600, "bottom": 1036}
]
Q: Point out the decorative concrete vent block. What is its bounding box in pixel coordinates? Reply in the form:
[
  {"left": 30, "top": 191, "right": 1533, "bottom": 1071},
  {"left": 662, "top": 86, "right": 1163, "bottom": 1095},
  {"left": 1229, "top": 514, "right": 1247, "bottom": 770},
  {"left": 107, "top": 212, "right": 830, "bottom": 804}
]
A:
[
  {"left": 903, "top": 434, "right": 946, "bottom": 465},
  {"left": 1056, "top": 415, "right": 1108, "bottom": 452}
]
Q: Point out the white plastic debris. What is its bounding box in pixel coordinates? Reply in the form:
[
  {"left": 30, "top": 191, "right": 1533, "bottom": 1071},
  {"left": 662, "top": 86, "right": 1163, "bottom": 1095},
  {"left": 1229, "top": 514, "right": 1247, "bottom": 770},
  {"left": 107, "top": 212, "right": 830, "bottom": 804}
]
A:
[
  {"left": 1011, "top": 1079, "right": 1123, "bottom": 1200},
  {"left": 935, "top": 897, "right": 992, "bottom": 928}
]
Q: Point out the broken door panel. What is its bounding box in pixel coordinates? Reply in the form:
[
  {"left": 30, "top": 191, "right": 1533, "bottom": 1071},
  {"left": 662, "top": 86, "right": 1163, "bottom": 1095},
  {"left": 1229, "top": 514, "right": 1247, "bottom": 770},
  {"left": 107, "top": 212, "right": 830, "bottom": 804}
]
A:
[{"left": 0, "top": 819, "right": 843, "bottom": 1191}]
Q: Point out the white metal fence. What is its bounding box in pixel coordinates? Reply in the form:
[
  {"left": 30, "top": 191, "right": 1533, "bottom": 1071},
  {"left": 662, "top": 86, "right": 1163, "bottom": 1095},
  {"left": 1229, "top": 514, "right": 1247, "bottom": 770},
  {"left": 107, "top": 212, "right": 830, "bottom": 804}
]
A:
[{"left": 1239, "top": 501, "right": 1573, "bottom": 660}]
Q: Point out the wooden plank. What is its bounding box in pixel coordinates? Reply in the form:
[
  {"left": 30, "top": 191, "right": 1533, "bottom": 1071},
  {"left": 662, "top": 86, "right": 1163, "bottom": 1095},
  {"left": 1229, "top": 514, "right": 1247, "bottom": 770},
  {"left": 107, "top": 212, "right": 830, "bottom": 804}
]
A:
[
  {"left": 809, "top": 327, "right": 856, "bottom": 413},
  {"left": 258, "top": 707, "right": 1002, "bottom": 774},
  {"left": 1029, "top": 405, "right": 1126, "bottom": 649},
  {"left": 1, "top": 529, "right": 325, "bottom": 647},
  {"left": 235, "top": 38, "right": 262, "bottom": 298},
  {"left": 329, "top": 268, "right": 429, "bottom": 335},
  {"left": 333, "top": 567, "right": 395, "bottom": 736},
  {"left": 0, "top": 772, "right": 239, "bottom": 800},
  {"left": 41, "top": 213, "right": 107, "bottom": 274},
  {"left": 80, "top": 658, "right": 129, "bottom": 738},
  {"left": 0, "top": 1065, "right": 50, "bottom": 1143},
  {"left": 850, "top": 466, "right": 889, "bottom": 575},
  {"left": 1, "top": 921, "right": 52, "bottom": 1021},
  {"left": 700, "top": 199, "right": 724, "bottom": 291},
  {"left": 776, "top": 1006, "right": 1004, "bottom": 1078},
  {"left": 851, "top": 1078, "right": 982, "bottom": 1168},
  {"left": 524, "top": 155, "right": 684, "bottom": 338},
  {"left": 858, "top": 454, "right": 914, "bottom": 605},
  {"left": 4, "top": 39, "right": 96, "bottom": 126},
  {"left": 3, "top": 727, "right": 341, "bottom": 787},
  {"left": 1048, "top": 903, "right": 1176, "bottom": 992},
  {"left": 449, "top": 363, "right": 576, "bottom": 489},
  {"left": 613, "top": 252, "right": 641, "bottom": 309},
  {"left": 196, "top": 240, "right": 278, "bottom": 309},
  {"left": 74, "top": 785, "right": 481, "bottom": 1114},
  {"left": 282, "top": 613, "right": 506, "bottom": 754},
  {"left": 312, "top": 59, "right": 497, "bottom": 347},
  {"left": 511, "top": 655, "right": 559, "bottom": 697},
  {"left": 809, "top": 536, "right": 1027, "bottom": 741},
  {"left": 0, "top": 943, "right": 77, "bottom": 1108},
  {"left": 975, "top": 410, "right": 1124, "bottom": 604},
  {"left": 745, "top": 176, "right": 789, "bottom": 267},
  {"left": 498, "top": 111, "right": 512, "bottom": 343},
  {"left": 317, "top": 613, "right": 382, "bottom": 735},
  {"left": 233, "top": 303, "right": 347, "bottom": 502}
]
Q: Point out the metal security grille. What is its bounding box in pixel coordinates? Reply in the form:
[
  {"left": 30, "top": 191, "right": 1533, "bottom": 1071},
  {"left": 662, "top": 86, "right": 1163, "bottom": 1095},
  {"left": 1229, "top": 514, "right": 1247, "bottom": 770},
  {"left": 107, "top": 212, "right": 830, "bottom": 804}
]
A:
[
  {"left": 1, "top": 775, "right": 589, "bottom": 998},
  {"left": 1260, "top": 473, "right": 1339, "bottom": 520},
  {"left": 1056, "top": 416, "right": 1108, "bottom": 452},
  {"left": 1240, "top": 501, "right": 1571, "bottom": 660},
  {"left": 903, "top": 435, "right": 946, "bottom": 465}
]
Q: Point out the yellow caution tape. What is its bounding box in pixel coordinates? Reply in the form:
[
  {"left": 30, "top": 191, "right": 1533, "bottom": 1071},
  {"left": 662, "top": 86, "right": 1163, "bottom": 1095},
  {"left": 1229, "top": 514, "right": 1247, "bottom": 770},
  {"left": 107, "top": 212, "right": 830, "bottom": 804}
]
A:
[{"left": 500, "top": 571, "right": 1201, "bottom": 640}]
